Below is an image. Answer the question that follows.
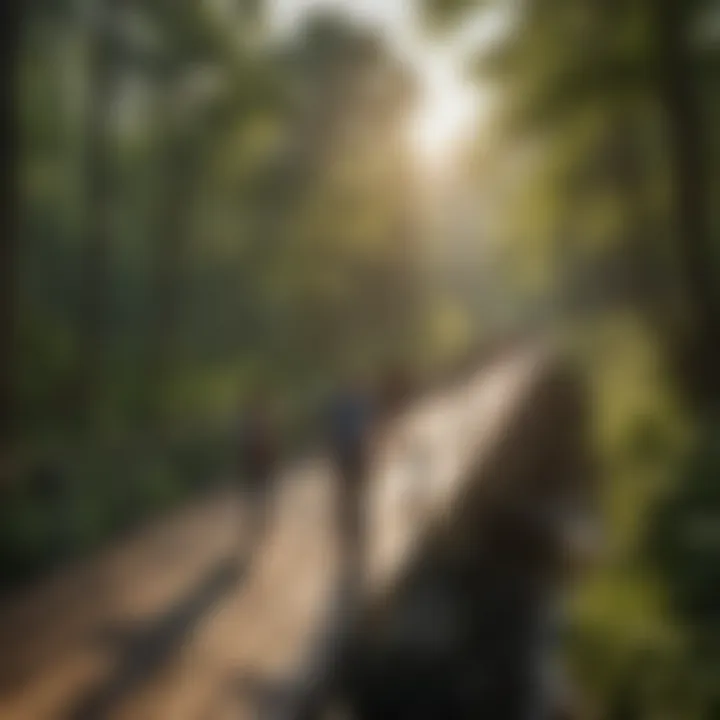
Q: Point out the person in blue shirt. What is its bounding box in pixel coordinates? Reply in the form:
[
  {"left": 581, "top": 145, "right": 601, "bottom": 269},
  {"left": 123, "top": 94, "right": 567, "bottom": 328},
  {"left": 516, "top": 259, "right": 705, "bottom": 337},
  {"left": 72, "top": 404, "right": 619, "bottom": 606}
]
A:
[{"left": 327, "top": 375, "right": 375, "bottom": 593}]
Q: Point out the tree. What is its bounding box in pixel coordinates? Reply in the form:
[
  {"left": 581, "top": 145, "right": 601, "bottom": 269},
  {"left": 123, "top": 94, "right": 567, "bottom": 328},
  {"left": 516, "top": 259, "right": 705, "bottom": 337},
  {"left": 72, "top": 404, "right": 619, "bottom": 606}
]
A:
[
  {"left": 272, "top": 12, "right": 420, "bottom": 375},
  {"left": 427, "top": 0, "right": 720, "bottom": 409},
  {"left": 654, "top": 0, "right": 720, "bottom": 408},
  {"left": 123, "top": 0, "right": 281, "bottom": 424},
  {"left": 0, "top": 0, "right": 22, "bottom": 481},
  {"left": 74, "top": 0, "right": 120, "bottom": 427}
]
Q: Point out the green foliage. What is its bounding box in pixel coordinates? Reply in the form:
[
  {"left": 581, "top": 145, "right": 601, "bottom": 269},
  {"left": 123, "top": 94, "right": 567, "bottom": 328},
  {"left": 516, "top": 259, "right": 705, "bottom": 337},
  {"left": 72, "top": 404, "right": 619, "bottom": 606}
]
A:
[
  {"left": 429, "top": 0, "right": 720, "bottom": 714},
  {"left": 549, "top": 304, "right": 720, "bottom": 720},
  {"left": 6, "top": 0, "right": 485, "bottom": 586},
  {"left": 647, "top": 433, "right": 720, "bottom": 687},
  {"left": 14, "top": 3, "right": 720, "bottom": 716},
  {"left": 422, "top": 0, "right": 488, "bottom": 32}
]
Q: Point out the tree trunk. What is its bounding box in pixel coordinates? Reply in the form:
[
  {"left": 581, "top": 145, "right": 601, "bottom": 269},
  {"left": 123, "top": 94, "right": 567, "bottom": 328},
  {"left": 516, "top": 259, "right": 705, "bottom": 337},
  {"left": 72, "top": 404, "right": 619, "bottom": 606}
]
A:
[
  {"left": 0, "top": 1, "right": 21, "bottom": 483},
  {"left": 655, "top": 0, "right": 720, "bottom": 410},
  {"left": 75, "top": 0, "right": 117, "bottom": 428},
  {"left": 144, "top": 136, "right": 196, "bottom": 427}
]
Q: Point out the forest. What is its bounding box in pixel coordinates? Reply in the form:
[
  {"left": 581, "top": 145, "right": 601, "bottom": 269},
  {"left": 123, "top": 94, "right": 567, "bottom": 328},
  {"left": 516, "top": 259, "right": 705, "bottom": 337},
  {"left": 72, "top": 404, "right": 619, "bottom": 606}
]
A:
[{"left": 2, "top": 0, "right": 720, "bottom": 717}]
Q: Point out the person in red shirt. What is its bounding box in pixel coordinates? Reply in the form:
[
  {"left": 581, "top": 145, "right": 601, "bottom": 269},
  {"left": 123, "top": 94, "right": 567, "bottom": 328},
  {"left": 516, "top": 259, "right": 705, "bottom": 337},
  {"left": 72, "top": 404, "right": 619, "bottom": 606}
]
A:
[{"left": 237, "top": 390, "right": 278, "bottom": 565}]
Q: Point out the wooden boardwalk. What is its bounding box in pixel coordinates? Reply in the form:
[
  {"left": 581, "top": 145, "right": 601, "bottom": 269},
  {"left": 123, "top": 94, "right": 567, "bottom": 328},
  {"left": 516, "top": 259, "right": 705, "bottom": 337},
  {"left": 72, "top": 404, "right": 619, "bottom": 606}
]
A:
[{"left": 0, "top": 350, "right": 545, "bottom": 720}]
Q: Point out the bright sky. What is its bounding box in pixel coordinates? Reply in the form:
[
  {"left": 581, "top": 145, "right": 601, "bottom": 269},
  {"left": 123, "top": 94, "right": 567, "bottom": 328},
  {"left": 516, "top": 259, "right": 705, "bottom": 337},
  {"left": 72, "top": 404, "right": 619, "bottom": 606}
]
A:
[{"left": 267, "top": 0, "right": 509, "bottom": 164}]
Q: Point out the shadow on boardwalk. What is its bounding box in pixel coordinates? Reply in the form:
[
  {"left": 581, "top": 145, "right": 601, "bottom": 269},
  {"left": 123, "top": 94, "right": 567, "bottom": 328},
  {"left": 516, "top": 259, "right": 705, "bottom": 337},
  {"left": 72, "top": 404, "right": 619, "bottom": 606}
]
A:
[{"left": 65, "top": 557, "right": 244, "bottom": 720}]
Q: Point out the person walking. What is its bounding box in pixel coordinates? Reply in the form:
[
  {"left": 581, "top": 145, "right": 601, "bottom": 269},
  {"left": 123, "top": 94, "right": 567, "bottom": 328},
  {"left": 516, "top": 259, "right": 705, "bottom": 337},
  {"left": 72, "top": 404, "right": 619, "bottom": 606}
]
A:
[
  {"left": 327, "top": 375, "right": 375, "bottom": 600},
  {"left": 237, "top": 390, "right": 278, "bottom": 567}
]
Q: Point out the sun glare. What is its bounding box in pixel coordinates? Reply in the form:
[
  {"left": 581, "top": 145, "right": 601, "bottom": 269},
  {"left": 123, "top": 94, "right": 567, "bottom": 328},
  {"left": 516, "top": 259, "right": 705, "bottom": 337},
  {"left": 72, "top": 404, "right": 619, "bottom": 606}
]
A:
[{"left": 410, "top": 55, "right": 478, "bottom": 164}]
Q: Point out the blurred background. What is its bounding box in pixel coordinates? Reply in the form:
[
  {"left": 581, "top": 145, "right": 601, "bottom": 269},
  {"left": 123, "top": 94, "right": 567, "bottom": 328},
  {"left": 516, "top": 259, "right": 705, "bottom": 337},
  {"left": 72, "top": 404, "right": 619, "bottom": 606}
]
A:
[{"left": 2, "top": 0, "right": 720, "bottom": 717}]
